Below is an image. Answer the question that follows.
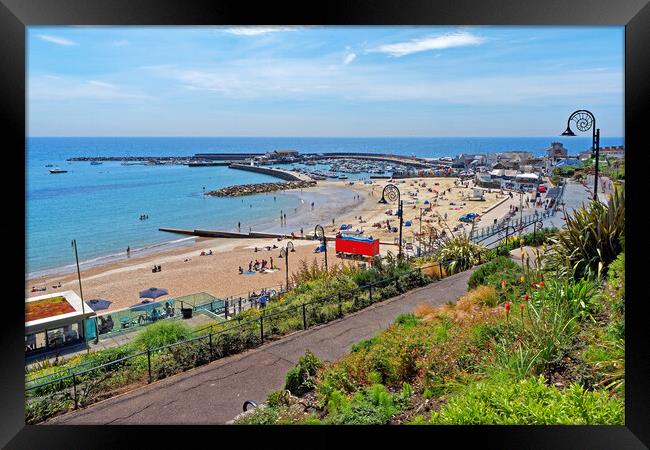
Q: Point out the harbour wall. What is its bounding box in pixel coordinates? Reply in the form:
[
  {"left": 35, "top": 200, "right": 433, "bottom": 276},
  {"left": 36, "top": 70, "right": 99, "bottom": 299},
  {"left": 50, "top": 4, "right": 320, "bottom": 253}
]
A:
[{"left": 228, "top": 164, "right": 313, "bottom": 181}]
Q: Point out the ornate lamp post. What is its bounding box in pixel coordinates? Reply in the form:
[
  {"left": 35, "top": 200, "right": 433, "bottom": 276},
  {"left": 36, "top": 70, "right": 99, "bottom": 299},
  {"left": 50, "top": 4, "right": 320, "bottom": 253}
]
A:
[
  {"left": 314, "top": 224, "right": 327, "bottom": 271},
  {"left": 561, "top": 109, "right": 600, "bottom": 201},
  {"left": 378, "top": 183, "right": 403, "bottom": 258},
  {"left": 279, "top": 241, "right": 295, "bottom": 290}
]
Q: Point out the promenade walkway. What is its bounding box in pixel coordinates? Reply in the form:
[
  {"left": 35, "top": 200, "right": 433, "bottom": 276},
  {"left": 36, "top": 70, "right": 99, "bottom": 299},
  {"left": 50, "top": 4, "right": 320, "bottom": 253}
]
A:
[{"left": 48, "top": 269, "right": 475, "bottom": 425}]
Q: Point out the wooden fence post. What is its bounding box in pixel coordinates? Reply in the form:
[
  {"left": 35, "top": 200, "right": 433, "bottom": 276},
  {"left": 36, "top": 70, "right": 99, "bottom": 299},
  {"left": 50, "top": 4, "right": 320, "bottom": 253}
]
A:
[{"left": 302, "top": 303, "right": 307, "bottom": 329}]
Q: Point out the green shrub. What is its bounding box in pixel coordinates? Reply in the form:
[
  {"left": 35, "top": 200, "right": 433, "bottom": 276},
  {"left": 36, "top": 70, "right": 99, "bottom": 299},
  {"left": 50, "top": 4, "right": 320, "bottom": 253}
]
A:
[
  {"left": 546, "top": 187, "right": 624, "bottom": 280},
  {"left": 439, "top": 236, "right": 485, "bottom": 274},
  {"left": 325, "top": 384, "right": 400, "bottom": 425},
  {"left": 351, "top": 337, "right": 377, "bottom": 353},
  {"left": 134, "top": 321, "right": 191, "bottom": 350},
  {"left": 521, "top": 227, "right": 559, "bottom": 246},
  {"left": 234, "top": 405, "right": 280, "bottom": 425},
  {"left": 284, "top": 350, "right": 323, "bottom": 396},
  {"left": 267, "top": 389, "right": 292, "bottom": 408},
  {"left": 394, "top": 313, "right": 420, "bottom": 328},
  {"left": 468, "top": 256, "right": 519, "bottom": 289},
  {"left": 428, "top": 375, "right": 623, "bottom": 424}
]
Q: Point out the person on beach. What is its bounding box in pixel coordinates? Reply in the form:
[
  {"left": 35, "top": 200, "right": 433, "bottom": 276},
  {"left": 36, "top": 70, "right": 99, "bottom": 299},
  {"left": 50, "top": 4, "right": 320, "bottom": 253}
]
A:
[
  {"left": 300, "top": 227, "right": 304, "bottom": 236},
  {"left": 126, "top": 246, "right": 130, "bottom": 256},
  {"left": 238, "top": 221, "right": 241, "bottom": 231},
  {"left": 270, "top": 256, "right": 273, "bottom": 269},
  {"left": 239, "top": 266, "right": 243, "bottom": 274},
  {"left": 249, "top": 261, "right": 253, "bottom": 272},
  {"left": 332, "top": 218, "right": 335, "bottom": 226},
  {"left": 284, "top": 213, "right": 287, "bottom": 223}
]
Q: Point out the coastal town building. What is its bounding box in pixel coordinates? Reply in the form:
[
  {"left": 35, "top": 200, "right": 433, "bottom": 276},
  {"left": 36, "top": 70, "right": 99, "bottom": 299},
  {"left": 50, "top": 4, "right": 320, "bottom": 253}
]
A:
[
  {"left": 545, "top": 142, "right": 568, "bottom": 160},
  {"left": 454, "top": 153, "right": 487, "bottom": 169},
  {"left": 25, "top": 291, "right": 95, "bottom": 357},
  {"left": 600, "top": 145, "right": 625, "bottom": 159},
  {"left": 475, "top": 168, "right": 540, "bottom": 192}
]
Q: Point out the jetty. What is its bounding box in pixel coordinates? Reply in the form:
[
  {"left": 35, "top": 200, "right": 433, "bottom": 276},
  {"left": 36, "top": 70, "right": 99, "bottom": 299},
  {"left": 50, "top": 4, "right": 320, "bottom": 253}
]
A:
[
  {"left": 228, "top": 163, "right": 314, "bottom": 181},
  {"left": 159, "top": 227, "right": 397, "bottom": 246}
]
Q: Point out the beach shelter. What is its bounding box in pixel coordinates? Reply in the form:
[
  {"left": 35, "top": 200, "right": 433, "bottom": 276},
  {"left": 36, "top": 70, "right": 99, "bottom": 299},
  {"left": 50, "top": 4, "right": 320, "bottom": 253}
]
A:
[
  {"left": 87, "top": 298, "right": 112, "bottom": 311},
  {"left": 139, "top": 287, "right": 169, "bottom": 299},
  {"left": 424, "top": 200, "right": 430, "bottom": 205}
]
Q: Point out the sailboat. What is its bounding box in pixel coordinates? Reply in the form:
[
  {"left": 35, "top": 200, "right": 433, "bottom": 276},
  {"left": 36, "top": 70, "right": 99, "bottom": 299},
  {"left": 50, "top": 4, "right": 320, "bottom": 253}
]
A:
[{"left": 49, "top": 167, "right": 68, "bottom": 174}]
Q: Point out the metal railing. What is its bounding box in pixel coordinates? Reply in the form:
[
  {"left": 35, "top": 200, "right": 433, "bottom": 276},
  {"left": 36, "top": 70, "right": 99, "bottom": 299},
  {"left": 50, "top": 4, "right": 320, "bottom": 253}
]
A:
[
  {"left": 471, "top": 182, "right": 565, "bottom": 243},
  {"left": 28, "top": 226, "right": 557, "bottom": 424}
]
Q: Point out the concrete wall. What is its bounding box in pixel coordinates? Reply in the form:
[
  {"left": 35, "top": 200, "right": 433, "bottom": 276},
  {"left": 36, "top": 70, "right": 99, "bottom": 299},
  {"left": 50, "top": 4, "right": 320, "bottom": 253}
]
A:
[{"left": 228, "top": 164, "right": 308, "bottom": 181}]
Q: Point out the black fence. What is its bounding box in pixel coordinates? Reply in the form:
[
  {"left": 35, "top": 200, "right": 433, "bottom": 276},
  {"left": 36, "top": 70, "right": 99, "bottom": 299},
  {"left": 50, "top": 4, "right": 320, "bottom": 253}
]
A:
[{"left": 24, "top": 245, "right": 509, "bottom": 424}]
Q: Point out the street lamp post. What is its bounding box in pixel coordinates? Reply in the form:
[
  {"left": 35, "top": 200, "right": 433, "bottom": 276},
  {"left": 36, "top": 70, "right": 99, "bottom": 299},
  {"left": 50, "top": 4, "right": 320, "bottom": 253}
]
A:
[
  {"left": 279, "top": 241, "right": 295, "bottom": 290},
  {"left": 561, "top": 109, "right": 600, "bottom": 201},
  {"left": 314, "top": 224, "right": 327, "bottom": 271},
  {"left": 378, "top": 183, "right": 403, "bottom": 258},
  {"left": 419, "top": 207, "right": 423, "bottom": 256},
  {"left": 71, "top": 239, "right": 86, "bottom": 340}
]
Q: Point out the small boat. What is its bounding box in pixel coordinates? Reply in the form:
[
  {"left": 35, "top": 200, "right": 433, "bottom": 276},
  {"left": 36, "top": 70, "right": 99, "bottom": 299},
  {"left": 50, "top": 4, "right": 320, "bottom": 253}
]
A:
[
  {"left": 45, "top": 164, "right": 53, "bottom": 167},
  {"left": 49, "top": 167, "right": 68, "bottom": 174},
  {"left": 90, "top": 161, "right": 103, "bottom": 165}
]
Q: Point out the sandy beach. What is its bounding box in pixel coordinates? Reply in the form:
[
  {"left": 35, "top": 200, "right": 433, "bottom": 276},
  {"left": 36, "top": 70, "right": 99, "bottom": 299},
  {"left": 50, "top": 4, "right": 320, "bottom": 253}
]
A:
[{"left": 26, "top": 177, "right": 522, "bottom": 312}]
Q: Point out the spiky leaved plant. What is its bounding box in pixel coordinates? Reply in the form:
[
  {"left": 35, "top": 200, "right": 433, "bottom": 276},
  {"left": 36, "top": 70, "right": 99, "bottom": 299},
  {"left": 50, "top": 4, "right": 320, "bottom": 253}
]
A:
[
  {"left": 546, "top": 186, "right": 624, "bottom": 280},
  {"left": 438, "top": 235, "right": 485, "bottom": 275}
]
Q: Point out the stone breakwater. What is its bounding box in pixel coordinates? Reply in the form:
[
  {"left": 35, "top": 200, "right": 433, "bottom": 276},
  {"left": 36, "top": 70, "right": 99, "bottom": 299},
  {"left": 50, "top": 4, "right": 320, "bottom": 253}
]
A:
[{"left": 205, "top": 180, "right": 317, "bottom": 197}]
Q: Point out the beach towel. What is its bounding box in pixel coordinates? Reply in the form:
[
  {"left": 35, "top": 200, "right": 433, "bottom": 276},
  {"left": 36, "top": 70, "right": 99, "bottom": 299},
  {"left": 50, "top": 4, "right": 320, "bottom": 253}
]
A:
[{"left": 243, "top": 271, "right": 256, "bottom": 275}]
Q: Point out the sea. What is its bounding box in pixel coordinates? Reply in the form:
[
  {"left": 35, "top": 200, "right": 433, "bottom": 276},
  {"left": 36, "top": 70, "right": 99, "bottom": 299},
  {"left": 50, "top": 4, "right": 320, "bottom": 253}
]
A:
[{"left": 26, "top": 136, "right": 624, "bottom": 278}]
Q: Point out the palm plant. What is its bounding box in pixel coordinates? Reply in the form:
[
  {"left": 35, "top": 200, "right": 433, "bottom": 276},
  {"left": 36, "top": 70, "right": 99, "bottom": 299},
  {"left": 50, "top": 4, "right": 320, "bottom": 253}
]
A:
[
  {"left": 438, "top": 235, "right": 485, "bottom": 274},
  {"left": 546, "top": 186, "right": 624, "bottom": 280}
]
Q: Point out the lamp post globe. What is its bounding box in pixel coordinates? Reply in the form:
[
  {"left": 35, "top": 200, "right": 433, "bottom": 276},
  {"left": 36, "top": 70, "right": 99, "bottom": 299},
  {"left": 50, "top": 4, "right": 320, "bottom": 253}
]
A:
[
  {"left": 377, "top": 183, "right": 403, "bottom": 258},
  {"left": 560, "top": 110, "right": 600, "bottom": 201},
  {"left": 314, "top": 224, "right": 327, "bottom": 271}
]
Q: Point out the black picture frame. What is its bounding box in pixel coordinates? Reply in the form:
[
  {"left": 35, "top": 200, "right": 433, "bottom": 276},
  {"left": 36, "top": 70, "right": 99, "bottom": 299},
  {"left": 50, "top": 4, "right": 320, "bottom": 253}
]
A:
[{"left": 1, "top": 0, "right": 648, "bottom": 447}]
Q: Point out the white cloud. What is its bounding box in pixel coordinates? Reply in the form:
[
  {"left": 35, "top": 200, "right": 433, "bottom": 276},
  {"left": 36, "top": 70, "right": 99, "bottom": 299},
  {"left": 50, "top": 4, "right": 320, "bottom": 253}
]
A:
[
  {"left": 29, "top": 76, "right": 150, "bottom": 101},
  {"left": 111, "top": 39, "right": 129, "bottom": 47},
  {"left": 371, "top": 31, "right": 485, "bottom": 57},
  {"left": 38, "top": 34, "right": 78, "bottom": 46},
  {"left": 221, "top": 26, "right": 301, "bottom": 36},
  {"left": 344, "top": 52, "right": 357, "bottom": 65}
]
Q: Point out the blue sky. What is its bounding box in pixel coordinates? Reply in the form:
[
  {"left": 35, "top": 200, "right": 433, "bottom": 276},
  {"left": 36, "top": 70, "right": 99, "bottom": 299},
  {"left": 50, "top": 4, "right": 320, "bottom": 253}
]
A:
[{"left": 27, "top": 26, "right": 624, "bottom": 137}]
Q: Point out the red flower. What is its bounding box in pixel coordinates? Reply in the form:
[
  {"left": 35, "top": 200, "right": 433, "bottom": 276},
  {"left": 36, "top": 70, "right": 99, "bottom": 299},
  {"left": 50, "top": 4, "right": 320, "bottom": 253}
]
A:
[
  {"left": 520, "top": 303, "right": 525, "bottom": 312},
  {"left": 505, "top": 302, "right": 511, "bottom": 312},
  {"left": 524, "top": 293, "right": 529, "bottom": 302},
  {"left": 537, "top": 281, "right": 545, "bottom": 288}
]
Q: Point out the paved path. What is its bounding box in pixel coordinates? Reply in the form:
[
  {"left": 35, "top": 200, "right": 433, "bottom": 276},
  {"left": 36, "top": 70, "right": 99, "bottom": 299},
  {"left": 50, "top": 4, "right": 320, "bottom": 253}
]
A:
[{"left": 47, "top": 269, "right": 474, "bottom": 425}]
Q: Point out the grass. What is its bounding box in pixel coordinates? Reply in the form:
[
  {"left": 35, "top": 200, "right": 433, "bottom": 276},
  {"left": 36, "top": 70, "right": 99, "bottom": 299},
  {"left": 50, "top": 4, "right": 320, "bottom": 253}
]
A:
[{"left": 235, "top": 232, "right": 626, "bottom": 425}]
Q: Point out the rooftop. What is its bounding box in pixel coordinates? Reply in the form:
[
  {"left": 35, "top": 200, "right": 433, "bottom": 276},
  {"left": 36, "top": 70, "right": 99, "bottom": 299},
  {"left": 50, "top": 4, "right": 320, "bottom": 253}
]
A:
[{"left": 25, "top": 291, "right": 96, "bottom": 334}]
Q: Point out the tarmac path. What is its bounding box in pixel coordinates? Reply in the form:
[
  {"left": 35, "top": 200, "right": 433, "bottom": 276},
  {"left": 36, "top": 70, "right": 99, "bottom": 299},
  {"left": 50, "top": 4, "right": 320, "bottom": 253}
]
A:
[{"left": 47, "top": 269, "right": 474, "bottom": 425}]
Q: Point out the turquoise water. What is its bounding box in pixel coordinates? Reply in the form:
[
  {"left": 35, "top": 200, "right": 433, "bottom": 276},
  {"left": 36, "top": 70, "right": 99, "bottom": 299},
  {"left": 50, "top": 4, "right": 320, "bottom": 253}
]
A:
[{"left": 26, "top": 136, "right": 623, "bottom": 276}]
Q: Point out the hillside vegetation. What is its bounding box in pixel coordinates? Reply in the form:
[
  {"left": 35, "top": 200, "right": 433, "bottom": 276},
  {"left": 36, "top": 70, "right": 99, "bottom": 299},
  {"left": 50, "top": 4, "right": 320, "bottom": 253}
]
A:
[{"left": 235, "top": 189, "right": 625, "bottom": 425}]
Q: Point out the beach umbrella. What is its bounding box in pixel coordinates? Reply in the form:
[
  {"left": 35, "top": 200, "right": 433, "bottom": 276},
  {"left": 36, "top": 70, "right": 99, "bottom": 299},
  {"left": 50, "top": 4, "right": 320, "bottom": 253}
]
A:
[
  {"left": 139, "top": 287, "right": 168, "bottom": 299},
  {"left": 424, "top": 200, "right": 430, "bottom": 205},
  {"left": 87, "top": 298, "right": 112, "bottom": 311},
  {"left": 130, "top": 300, "right": 164, "bottom": 312}
]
